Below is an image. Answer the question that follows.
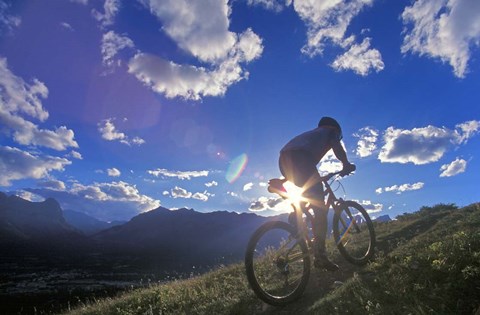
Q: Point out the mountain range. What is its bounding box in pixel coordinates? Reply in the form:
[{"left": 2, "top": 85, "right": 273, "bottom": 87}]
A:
[{"left": 0, "top": 192, "right": 390, "bottom": 269}]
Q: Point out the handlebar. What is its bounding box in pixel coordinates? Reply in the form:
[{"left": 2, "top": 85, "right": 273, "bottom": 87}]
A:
[{"left": 320, "top": 170, "right": 354, "bottom": 182}]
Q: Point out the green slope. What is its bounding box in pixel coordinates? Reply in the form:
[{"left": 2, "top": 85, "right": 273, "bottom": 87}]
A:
[{"left": 64, "top": 203, "right": 480, "bottom": 315}]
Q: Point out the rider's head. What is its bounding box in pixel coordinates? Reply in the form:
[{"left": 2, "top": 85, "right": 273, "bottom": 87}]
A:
[{"left": 318, "top": 117, "right": 343, "bottom": 140}]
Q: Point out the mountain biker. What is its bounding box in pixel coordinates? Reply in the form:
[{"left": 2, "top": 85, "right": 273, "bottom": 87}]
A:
[{"left": 279, "top": 116, "right": 356, "bottom": 271}]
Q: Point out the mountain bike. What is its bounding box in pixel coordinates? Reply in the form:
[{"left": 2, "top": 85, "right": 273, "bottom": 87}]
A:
[{"left": 244, "top": 171, "right": 376, "bottom": 305}]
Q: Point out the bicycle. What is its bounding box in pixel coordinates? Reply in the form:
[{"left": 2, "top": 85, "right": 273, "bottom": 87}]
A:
[{"left": 244, "top": 170, "right": 376, "bottom": 305}]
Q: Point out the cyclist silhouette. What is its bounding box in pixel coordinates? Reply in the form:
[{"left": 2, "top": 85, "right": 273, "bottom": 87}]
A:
[{"left": 279, "top": 116, "right": 355, "bottom": 271}]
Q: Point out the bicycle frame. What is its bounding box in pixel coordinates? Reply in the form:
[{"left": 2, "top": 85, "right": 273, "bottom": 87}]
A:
[{"left": 287, "top": 171, "right": 354, "bottom": 248}]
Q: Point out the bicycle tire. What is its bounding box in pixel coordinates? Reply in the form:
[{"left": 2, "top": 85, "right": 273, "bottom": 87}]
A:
[
  {"left": 333, "top": 201, "right": 376, "bottom": 265},
  {"left": 245, "top": 221, "right": 310, "bottom": 305}
]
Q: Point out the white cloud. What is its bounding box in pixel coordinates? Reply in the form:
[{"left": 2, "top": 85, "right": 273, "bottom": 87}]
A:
[
  {"left": 128, "top": 29, "right": 262, "bottom": 100},
  {"left": 171, "top": 186, "right": 192, "bottom": 199},
  {"left": 98, "top": 118, "right": 145, "bottom": 146},
  {"left": 13, "top": 190, "right": 45, "bottom": 202},
  {"left": 101, "top": 31, "right": 135, "bottom": 68},
  {"left": 355, "top": 200, "right": 383, "bottom": 214},
  {"left": 378, "top": 121, "right": 479, "bottom": 165},
  {"left": 107, "top": 167, "right": 121, "bottom": 177},
  {"left": 129, "top": 1, "right": 263, "bottom": 100},
  {"left": 440, "top": 158, "right": 467, "bottom": 177},
  {"left": 0, "top": 146, "right": 71, "bottom": 186},
  {"left": 166, "top": 186, "right": 211, "bottom": 201},
  {"left": 318, "top": 148, "right": 343, "bottom": 174},
  {"left": 92, "top": 0, "right": 120, "bottom": 28},
  {"left": 148, "top": 168, "right": 209, "bottom": 180},
  {"left": 192, "top": 192, "right": 209, "bottom": 202},
  {"left": 401, "top": 0, "right": 480, "bottom": 78},
  {"left": 70, "top": 0, "right": 88, "bottom": 4},
  {"left": 0, "top": 58, "right": 79, "bottom": 151},
  {"left": 30, "top": 180, "right": 160, "bottom": 221},
  {"left": 205, "top": 181, "right": 218, "bottom": 187},
  {"left": 456, "top": 120, "right": 480, "bottom": 142},
  {"left": 376, "top": 182, "right": 425, "bottom": 195},
  {"left": 243, "top": 182, "right": 254, "bottom": 191},
  {"left": 354, "top": 126, "right": 379, "bottom": 157},
  {"left": 249, "top": 196, "right": 285, "bottom": 212},
  {"left": 60, "top": 22, "right": 74, "bottom": 31},
  {"left": 37, "top": 179, "right": 66, "bottom": 191},
  {"left": 142, "top": 0, "right": 235, "bottom": 63},
  {"left": 331, "top": 37, "right": 384, "bottom": 76},
  {"left": 292, "top": 0, "right": 382, "bottom": 76},
  {"left": 0, "top": 2, "right": 21, "bottom": 34},
  {"left": 68, "top": 150, "right": 83, "bottom": 160},
  {"left": 247, "top": 0, "right": 289, "bottom": 12}
]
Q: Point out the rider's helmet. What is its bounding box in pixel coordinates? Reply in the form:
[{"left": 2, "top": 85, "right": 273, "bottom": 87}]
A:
[{"left": 318, "top": 116, "right": 343, "bottom": 140}]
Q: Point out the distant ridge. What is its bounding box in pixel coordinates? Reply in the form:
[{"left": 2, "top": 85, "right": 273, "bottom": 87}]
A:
[
  {"left": 94, "top": 206, "right": 272, "bottom": 268},
  {"left": 63, "top": 209, "right": 125, "bottom": 235},
  {"left": 0, "top": 192, "right": 81, "bottom": 242}
]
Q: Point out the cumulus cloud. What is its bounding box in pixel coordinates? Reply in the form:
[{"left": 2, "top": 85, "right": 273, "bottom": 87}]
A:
[
  {"left": 68, "top": 150, "right": 83, "bottom": 160},
  {"left": 13, "top": 190, "right": 45, "bottom": 202},
  {"left": 129, "top": 0, "right": 264, "bottom": 100},
  {"left": 376, "top": 182, "right": 425, "bottom": 195},
  {"left": 243, "top": 182, "right": 254, "bottom": 191},
  {"left": 292, "top": 0, "right": 382, "bottom": 75},
  {"left": 249, "top": 196, "right": 285, "bottom": 212},
  {"left": 192, "top": 192, "right": 209, "bottom": 202},
  {"left": 355, "top": 200, "right": 383, "bottom": 214},
  {"left": 143, "top": 0, "right": 235, "bottom": 63},
  {"left": 29, "top": 180, "right": 160, "bottom": 221},
  {"left": 378, "top": 121, "right": 479, "bottom": 165},
  {"left": 166, "top": 186, "right": 211, "bottom": 202},
  {"left": 37, "top": 179, "right": 66, "bottom": 191},
  {"left": 205, "top": 181, "right": 218, "bottom": 187},
  {"left": 60, "top": 22, "right": 74, "bottom": 31},
  {"left": 0, "top": 58, "right": 78, "bottom": 151},
  {"left": 0, "top": 146, "right": 71, "bottom": 186},
  {"left": 401, "top": 0, "right": 480, "bottom": 78},
  {"left": 101, "top": 31, "right": 135, "bottom": 68},
  {"left": 70, "top": 0, "right": 88, "bottom": 4},
  {"left": 92, "top": 0, "right": 120, "bottom": 28},
  {"left": 440, "top": 158, "right": 467, "bottom": 177},
  {"left": 354, "top": 126, "right": 379, "bottom": 157},
  {"left": 98, "top": 118, "right": 145, "bottom": 146},
  {"left": 107, "top": 167, "right": 121, "bottom": 177},
  {"left": 247, "top": 0, "right": 289, "bottom": 12},
  {"left": 331, "top": 37, "right": 384, "bottom": 76},
  {"left": 0, "top": 2, "right": 21, "bottom": 34},
  {"left": 171, "top": 186, "right": 192, "bottom": 199},
  {"left": 318, "top": 148, "right": 343, "bottom": 174},
  {"left": 148, "top": 168, "right": 209, "bottom": 180}
]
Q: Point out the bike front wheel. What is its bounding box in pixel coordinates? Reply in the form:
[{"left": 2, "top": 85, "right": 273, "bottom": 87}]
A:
[
  {"left": 333, "top": 201, "right": 376, "bottom": 265},
  {"left": 245, "top": 221, "right": 310, "bottom": 305}
]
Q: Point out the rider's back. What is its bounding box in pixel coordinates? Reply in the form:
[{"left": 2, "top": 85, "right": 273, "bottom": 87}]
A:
[{"left": 281, "top": 127, "right": 338, "bottom": 164}]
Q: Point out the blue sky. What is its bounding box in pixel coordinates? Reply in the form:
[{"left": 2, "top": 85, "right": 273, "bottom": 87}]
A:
[{"left": 1, "top": 0, "right": 479, "bottom": 222}]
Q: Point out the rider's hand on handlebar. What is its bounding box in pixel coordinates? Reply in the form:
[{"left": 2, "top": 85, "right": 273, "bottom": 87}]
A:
[{"left": 340, "top": 163, "right": 356, "bottom": 177}]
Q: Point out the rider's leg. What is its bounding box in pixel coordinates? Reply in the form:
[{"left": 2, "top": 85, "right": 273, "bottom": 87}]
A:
[
  {"left": 305, "top": 185, "right": 339, "bottom": 272},
  {"left": 279, "top": 151, "right": 338, "bottom": 271}
]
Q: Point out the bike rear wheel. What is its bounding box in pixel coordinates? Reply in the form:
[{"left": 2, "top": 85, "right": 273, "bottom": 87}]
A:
[
  {"left": 333, "top": 201, "right": 376, "bottom": 265},
  {"left": 245, "top": 221, "right": 310, "bottom": 305}
]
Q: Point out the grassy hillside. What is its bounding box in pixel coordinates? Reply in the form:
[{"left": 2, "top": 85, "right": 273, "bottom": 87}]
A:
[{"left": 64, "top": 203, "right": 480, "bottom": 315}]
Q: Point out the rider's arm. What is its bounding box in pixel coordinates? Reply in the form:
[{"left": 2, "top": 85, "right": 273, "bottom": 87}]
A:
[
  {"left": 332, "top": 140, "right": 356, "bottom": 174},
  {"left": 332, "top": 140, "right": 348, "bottom": 165}
]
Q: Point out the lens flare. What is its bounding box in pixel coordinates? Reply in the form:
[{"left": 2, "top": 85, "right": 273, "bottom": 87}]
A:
[
  {"left": 226, "top": 153, "right": 248, "bottom": 183},
  {"left": 283, "top": 181, "right": 305, "bottom": 205}
]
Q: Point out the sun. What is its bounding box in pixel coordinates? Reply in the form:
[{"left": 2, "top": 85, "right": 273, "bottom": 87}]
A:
[{"left": 282, "top": 181, "right": 306, "bottom": 205}]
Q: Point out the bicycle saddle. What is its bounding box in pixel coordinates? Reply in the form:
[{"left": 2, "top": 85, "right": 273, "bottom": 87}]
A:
[{"left": 268, "top": 178, "right": 288, "bottom": 198}]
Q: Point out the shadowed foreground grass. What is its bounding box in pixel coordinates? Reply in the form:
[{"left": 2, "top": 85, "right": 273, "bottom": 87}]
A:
[{"left": 64, "top": 203, "right": 480, "bottom": 315}]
